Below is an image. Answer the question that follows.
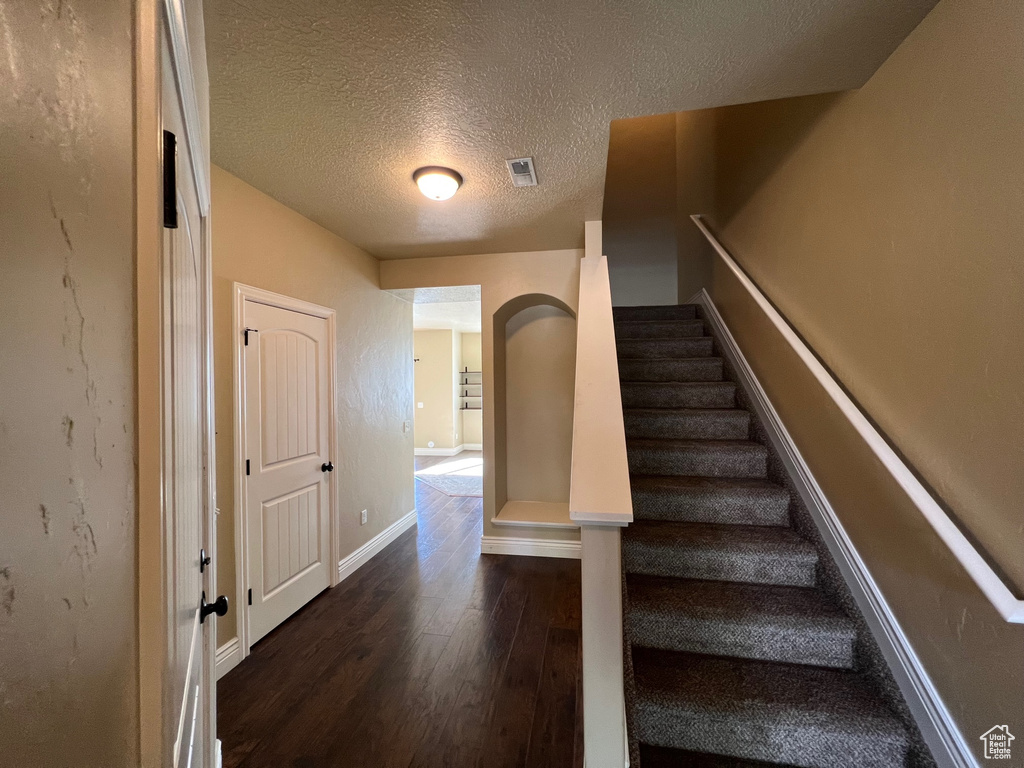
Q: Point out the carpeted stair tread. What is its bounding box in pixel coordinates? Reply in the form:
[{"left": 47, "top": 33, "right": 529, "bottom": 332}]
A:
[
  {"left": 623, "top": 521, "right": 817, "bottom": 586},
  {"left": 630, "top": 476, "right": 790, "bottom": 526},
  {"left": 626, "top": 575, "right": 857, "bottom": 668},
  {"left": 627, "top": 438, "right": 768, "bottom": 478},
  {"left": 614, "top": 305, "right": 697, "bottom": 321},
  {"left": 632, "top": 649, "right": 909, "bottom": 767},
  {"left": 615, "top": 319, "right": 707, "bottom": 339},
  {"left": 625, "top": 408, "right": 751, "bottom": 440},
  {"left": 639, "top": 744, "right": 802, "bottom": 767},
  {"left": 621, "top": 381, "right": 737, "bottom": 409},
  {"left": 619, "top": 357, "right": 724, "bottom": 383},
  {"left": 617, "top": 337, "right": 715, "bottom": 359}
]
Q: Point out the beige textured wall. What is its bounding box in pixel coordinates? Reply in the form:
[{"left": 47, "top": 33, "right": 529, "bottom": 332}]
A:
[
  {"left": 212, "top": 166, "right": 414, "bottom": 647},
  {"left": 700, "top": 0, "right": 1024, "bottom": 749},
  {"left": 0, "top": 1, "right": 139, "bottom": 764},
  {"left": 452, "top": 330, "right": 464, "bottom": 446},
  {"left": 414, "top": 330, "right": 456, "bottom": 450},
  {"left": 603, "top": 113, "right": 679, "bottom": 306},
  {"left": 381, "top": 249, "right": 582, "bottom": 544},
  {"left": 505, "top": 306, "right": 577, "bottom": 503},
  {"left": 675, "top": 109, "right": 717, "bottom": 301},
  {"left": 461, "top": 333, "right": 483, "bottom": 445},
  {"left": 710, "top": 0, "right": 1024, "bottom": 591}
]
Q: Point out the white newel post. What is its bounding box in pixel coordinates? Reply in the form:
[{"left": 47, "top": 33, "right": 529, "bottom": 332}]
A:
[
  {"left": 572, "top": 221, "right": 633, "bottom": 767},
  {"left": 581, "top": 525, "right": 628, "bottom": 768}
]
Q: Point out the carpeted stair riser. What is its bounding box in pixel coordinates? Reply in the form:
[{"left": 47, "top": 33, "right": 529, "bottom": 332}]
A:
[
  {"left": 619, "top": 357, "right": 724, "bottom": 383},
  {"left": 639, "top": 745, "right": 799, "bottom": 768},
  {"left": 614, "top": 305, "right": 697, "bottom": 322},
  {"left": 626, "top": 575, "right": 857, "bottom": 669},
  {"left": 632, "top": 649, "right": 909, "bottom": 768},
  {"left": 624, "top": 408, "right": 750, "bottom": 440},
  {"left": 615, "top": 319, "right": 707, "bottom": 339},
  {"left": 620, "top": 381, "right": 737, "bottom": 409},
  {"left": 623, "top": 522, "right": 818, "bottom": 587},
  {"left": 630, "top": 476, "right": 791, "bottom": 526},
  {"left": 617, "top": 337, "right": 715, "bottom": 359},
  {"left": 627, "top": 439, "right": 767, "bottom": 479}
]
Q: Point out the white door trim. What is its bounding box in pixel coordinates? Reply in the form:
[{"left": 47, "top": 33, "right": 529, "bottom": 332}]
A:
[
  {"left": 232, "top": 283, "right": 338, "bottom": 660},
  {"left": 137, "top": 1, "right": 215, "bottom": 765}
]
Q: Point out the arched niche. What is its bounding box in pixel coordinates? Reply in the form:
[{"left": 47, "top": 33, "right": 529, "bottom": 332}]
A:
[{"left": 492, "top": 294, "right": 577, "bottom": 513}]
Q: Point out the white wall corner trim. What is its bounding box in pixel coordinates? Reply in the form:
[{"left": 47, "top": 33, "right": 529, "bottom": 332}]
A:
[
  {"left": 480, "top": 535, "right": 581, "bottom": 560},
  {"left": 414, "top": 446, "right": 465, "bottom": 457},
  {"left": 215, "top": 637, "right": 242, "bottom": 681},
  {"left": 691, "top": 287, "right": 974, "bottom": 768},
  {"left": 337, "top": 509, "right": 418, "bottom": 582}
]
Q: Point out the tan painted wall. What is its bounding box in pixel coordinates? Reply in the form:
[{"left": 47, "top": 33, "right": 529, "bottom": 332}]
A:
[
  {"left": 461, "top": 333, "right": 483, "bottom": 445},
  {"left": 709, "top": 0, "right": 1024, "bottom": 591},
  {"left": 697, "top": 0, "right": 1024, "bottom": 750},
  {"left": 0, "top": 1, "right": 139, "bottom": 764},
  {"left": 603, "top": 113, "right": 679, "bottom": 306},
  {"left": 381, "top": 249, "right": 583, "bottom": 544},
  {"left": 212, "top": 166, "right": 414, "bottom": 647},
  {"left": 452, "top": 329, "right": 464, "bottom": 446},
  {"left": 414, "top": 330, "right": 456, "bottom": 450},
  {"left": 505, "top": 306, "right": 577, "bottom": 502},
  {"left": 674, "top": 109, "right": 717, "bottom": 301}
]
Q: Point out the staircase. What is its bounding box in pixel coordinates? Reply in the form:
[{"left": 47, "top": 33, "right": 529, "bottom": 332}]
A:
[{"left": 615, "top": 304, "right": 912, "bottom": 768}]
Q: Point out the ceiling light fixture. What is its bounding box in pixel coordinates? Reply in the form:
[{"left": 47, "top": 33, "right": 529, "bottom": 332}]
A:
[{"left": 413, "top": 166, "right": 463, "bottom": 201}]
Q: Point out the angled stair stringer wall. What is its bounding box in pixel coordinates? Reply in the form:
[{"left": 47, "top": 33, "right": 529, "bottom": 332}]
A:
[{"left": 690, "top": 289, "right": 970, "bottom": 768}]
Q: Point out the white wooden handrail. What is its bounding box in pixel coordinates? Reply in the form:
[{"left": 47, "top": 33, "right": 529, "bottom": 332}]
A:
[
  {"left": 692, "top": 214, "right": 1024, "bottom": 624},
  {"left": 570, "top": 236, "right": 634, "bottom": 526},
  {"left": 572, "top": 221, "right": 633, "bottom": 768}
]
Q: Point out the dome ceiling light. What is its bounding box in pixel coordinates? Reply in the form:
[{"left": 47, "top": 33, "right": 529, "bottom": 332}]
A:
[{"left": 413, "top": 166, "right": 463, "bottom": 201}]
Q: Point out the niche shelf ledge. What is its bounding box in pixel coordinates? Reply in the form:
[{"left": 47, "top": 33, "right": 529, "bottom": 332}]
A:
[{"left": 492, "top": 501, "right": 577, "bottom": 529}]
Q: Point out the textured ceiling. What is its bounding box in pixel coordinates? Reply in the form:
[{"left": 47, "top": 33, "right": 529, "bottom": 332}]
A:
[
  {"left": 390, "top": 285, "right": 481, "bottom": 304},
  {"left": 204, "top": 0, "right": 935, "bottom": 259},
  {"left": 413, "top": 301, "right": 482, "bottom": 333}
]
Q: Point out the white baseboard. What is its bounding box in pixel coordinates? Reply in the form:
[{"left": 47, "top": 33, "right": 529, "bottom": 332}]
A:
[
  {"left": 480, "top": 535, "right": 581, "bottom": 560},
  {"left": 215, "top": 637, "right": 242, "bottom": 681},
  {"left": 693, "top": 288, "right": 973, "bottom": 768},
  {"left": 415, "top": 446, "right": 464, "bottom": 457},
  {"left": 462, "top": 443, "right": 482, "bottom": 451},
  {"left": 337, "top": 509, "right": 417, "bottom": 582}
]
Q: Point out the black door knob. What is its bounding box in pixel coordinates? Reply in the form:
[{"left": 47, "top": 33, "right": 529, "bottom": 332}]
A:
[
  {"left": 200, "top": 591, "right": 229, "bottom": 624},
  {"left": 321, "top": 461, "right": 334, "bottom": 472}
]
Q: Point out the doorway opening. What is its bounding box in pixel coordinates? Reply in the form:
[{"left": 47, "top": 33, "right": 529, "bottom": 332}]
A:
[{"left": 409, "top": 286, "right": 484, "bottom": 511}]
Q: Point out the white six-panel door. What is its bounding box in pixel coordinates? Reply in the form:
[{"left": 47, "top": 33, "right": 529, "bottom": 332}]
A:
[{"left": 242, "top": 297, "right": 334, "bottom": 644}]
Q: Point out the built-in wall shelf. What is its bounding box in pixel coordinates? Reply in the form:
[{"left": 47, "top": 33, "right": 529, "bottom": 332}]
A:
[
  {"left": 457, "top": 368, "right": 483, "bottom": 410},
  {"left": 492, "top": 500, "right": 577, "bottom": 529}
]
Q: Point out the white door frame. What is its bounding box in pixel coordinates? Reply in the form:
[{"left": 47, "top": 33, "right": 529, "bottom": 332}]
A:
[
  {"left": 232, "top": 283, "right": 339, "bottom": 659},
  {"left": 137, "top": 1, "right": 216, "bottom": 765}
]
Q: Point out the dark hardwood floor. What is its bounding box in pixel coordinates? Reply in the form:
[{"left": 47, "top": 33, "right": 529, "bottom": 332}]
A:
[{"left": 218, "top": 457, "right": 583, "bottom": 768}]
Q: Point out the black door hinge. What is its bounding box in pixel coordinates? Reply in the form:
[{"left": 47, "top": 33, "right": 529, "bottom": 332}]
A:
[
  {"left": 162, "top": 130, "right": 178, "bottom": 229},
  {"left": 248, "top": 588, "right": 252, "bottom": 606},
  {"left": 246, "top": 459, "right": 250, "bottom": 476},
  {"left": 244, "top": 327, "right": 258, "bottom": 346}
]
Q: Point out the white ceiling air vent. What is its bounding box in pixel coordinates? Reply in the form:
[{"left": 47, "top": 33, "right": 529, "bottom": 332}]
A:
[{"left": 506, "top": 157, "right": 538, "bottom": 187}]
